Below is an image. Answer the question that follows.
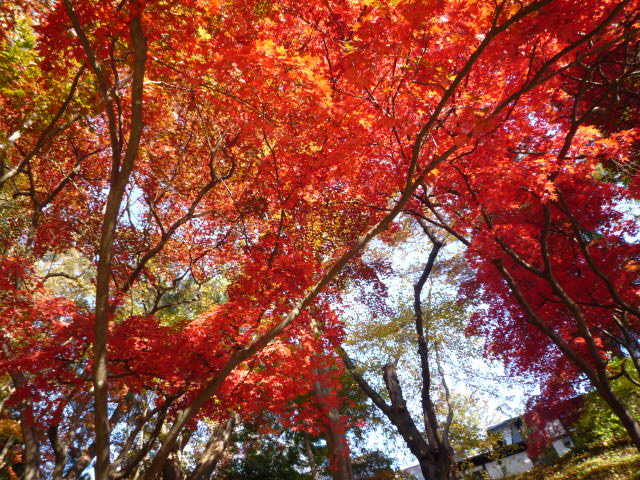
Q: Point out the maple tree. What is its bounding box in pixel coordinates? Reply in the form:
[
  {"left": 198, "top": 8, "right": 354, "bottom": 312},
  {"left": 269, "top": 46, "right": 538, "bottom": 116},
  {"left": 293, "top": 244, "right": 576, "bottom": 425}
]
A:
[
  {"left": 1, "top": 0, "right": 639, "bottom": 479},
  {"left": 406, "top": 2, "right": 640, "bottom": 461}
]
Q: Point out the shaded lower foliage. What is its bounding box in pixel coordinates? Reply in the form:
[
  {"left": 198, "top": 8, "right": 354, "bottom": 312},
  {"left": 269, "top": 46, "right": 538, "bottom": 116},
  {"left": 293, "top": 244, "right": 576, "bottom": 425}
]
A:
[
  {"left": 221, "top": 441, "right": 310, "bottom": 480},
  {"left": 351, "top": 450, "right": 394, "bottom": 480}
]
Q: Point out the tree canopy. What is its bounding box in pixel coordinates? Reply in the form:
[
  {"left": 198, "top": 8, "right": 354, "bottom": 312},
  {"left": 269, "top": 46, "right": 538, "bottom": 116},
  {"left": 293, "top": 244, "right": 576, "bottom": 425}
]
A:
[{"left": 0, "top": 0, "right": 639, "bottom": 479}]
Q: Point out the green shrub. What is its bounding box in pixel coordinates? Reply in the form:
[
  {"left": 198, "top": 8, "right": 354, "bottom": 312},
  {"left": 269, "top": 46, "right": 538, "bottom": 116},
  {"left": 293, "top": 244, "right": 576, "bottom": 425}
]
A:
[{"left": 573, "top": 358, "right": 640, "bottom": 450}]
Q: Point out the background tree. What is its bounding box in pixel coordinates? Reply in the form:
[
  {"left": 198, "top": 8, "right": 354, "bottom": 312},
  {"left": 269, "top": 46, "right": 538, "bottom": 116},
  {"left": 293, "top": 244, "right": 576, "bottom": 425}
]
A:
[{"left": 339, "top": 223, "right": 515, "bottom": 479}]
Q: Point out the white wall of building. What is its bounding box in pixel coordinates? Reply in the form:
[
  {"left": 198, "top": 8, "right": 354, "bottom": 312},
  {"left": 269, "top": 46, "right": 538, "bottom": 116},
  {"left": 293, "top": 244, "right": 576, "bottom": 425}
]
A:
[
  {"left": 500, "top": 452, "right": 534, "bottom": 476},
  {"left": 464, "top": 451, "right": 534, "bottom": 479}
]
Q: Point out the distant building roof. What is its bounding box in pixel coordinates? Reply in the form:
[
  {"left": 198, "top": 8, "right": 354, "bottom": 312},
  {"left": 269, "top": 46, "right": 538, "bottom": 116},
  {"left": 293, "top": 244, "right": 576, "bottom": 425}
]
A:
[{"left": 400, "top": 464, "right": 423, "bottom": 479}]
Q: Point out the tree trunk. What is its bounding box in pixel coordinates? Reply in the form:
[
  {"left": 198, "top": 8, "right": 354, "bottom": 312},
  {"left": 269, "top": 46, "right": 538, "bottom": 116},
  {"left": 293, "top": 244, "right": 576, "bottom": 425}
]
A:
[
  {"left": 303, "top": 435, "right": 319, "bottom": 480},
  {"left": 594, "top": 379, "right": 640, "bottom": 451},
  {"left": 496, "top": 261, "right": 640, "bottom": 455},
  {"left": 339, "top": 348, "right": 452, "bottom": 480},
  {"left": 63, "top": 3, "right": 148, "bottom": 478},
  {"left": 8, "top": 372, "right": 39, "bottom": 480},
  {"left": 411, "top": 241, "right": 454, "bottom": 480},
  {"left": 48, "top": 425, "right": 67, "bottom": 480},
  {"left": 323, "top": 411, "right": 353, "bottom": 480},
  {"left": 19, "top": 410, "right": 40, "bottom": 480},
  {"left": 382, "top": 363, "right": 443, "bottom": 480},
  {"left": 161, "top": 452, "right": 184, "bottom": 480},
  {"left": 312, "top": 380, "right": 353, "bottom": 480},
  {"left": 188, "top": 414, "right": 236, "bottom": 480}
]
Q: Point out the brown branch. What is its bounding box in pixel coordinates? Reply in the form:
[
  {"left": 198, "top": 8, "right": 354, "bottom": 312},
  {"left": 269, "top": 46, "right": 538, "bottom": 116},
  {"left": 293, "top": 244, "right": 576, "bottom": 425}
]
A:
[
  {"left": 413, "top": 240, "right": 443, "bottom": 448},
  {"left": 111, "top": 399, "right": 173, "bottom": 480},
  {"left": 337, "top": 345, "right": 391, "bottom": 415},
  {"left": 73, "top": 6, "right": 148, "bottom": 478},
  {"left": 490, "top": 1, "right": 631, "bottom": 118},
  {"left": 492, "top": 259, "right": 599, "bottom": 383},
  {"left": 64, "top": 0, "right": 121, "bottom": 165},
  {"left": 538, "top": 204, "right": 609, "bottom": 379},
  {"left": 556, "top": 191, "right": 640, "bottom": 320},
  {"left": 405, "top": 0, "right": 554, "bottom": 190},
  {"left": 187, "top": 414, "right": 237, "bottom": 480},
  {"left": 0, "top": 65, "right": 86, "bottom": 188}
]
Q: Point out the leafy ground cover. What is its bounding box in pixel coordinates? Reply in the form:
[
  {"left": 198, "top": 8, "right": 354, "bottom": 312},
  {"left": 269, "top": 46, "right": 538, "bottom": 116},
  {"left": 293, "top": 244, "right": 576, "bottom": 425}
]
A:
[{"left": 508, "top": 445, "right": 640, "bottom": 480}]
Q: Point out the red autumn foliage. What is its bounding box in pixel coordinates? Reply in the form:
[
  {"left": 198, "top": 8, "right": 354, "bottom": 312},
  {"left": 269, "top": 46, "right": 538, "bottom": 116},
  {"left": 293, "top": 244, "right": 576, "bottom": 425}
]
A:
[{"left": 1, "top": 0, "right": 639, "bottom": 477}]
